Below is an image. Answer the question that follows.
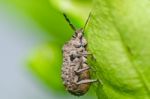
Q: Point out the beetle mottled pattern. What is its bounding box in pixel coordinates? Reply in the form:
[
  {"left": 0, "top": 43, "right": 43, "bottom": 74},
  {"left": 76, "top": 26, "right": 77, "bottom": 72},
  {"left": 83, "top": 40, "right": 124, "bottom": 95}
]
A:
[{"left": 61, "top": 13, "right": 97, "bottom": 96}]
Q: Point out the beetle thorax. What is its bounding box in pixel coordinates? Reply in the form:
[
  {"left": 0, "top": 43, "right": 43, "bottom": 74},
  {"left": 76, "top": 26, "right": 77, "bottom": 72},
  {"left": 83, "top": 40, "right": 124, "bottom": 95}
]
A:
[{"left": 74, "top": 28, "right": 83, "bottom": 38}]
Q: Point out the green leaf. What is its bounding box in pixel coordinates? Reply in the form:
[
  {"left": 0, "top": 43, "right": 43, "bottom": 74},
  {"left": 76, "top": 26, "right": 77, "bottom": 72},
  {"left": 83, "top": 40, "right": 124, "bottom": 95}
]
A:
[
  {"left": 86, "top": 0, "right": 150, "bottom": 98},
  {"left": 49, "top": 0, "right": 92, "bottom": 25},
  {"left": 6, "top": 0, "right": 92, "bottom": 43},
  {"left": 28, "top": 44, "right": 64, "bottom": 92},
  {"left": 6, "top": 0, "right": 73, "bottom": 42}
]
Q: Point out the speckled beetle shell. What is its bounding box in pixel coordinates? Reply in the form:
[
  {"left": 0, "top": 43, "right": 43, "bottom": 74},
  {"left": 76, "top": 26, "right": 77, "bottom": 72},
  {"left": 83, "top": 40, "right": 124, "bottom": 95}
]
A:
[
  {"left": 61, "top": 14, "right": 97, "bottom": 96},
  {"left": 62, "top": 29, "right": 87, "bottom": 95}
]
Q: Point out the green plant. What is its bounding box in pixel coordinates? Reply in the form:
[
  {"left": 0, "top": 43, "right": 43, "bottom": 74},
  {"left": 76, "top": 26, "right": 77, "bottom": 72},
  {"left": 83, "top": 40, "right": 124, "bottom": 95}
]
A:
[
  {"left": 28, "top": 0, "right": 150, "bottom": 98},
  {"left": 7, "top": 0, "right": 150, "bottom": 98},
  {"left": 86, "top": 0, "right": 150, "bottom": 98}
]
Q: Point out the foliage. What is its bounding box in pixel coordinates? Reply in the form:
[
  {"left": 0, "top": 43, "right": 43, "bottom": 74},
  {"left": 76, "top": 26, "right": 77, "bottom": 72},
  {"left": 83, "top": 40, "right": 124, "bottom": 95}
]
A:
[
  {"left": 86, "top": 0, "right": 150, "bottom": 98},
  {"left": 4, "top": 0, "right": 91, "bottom": 92},
  {"left": 4, "top": 0, "right": 150, "bottom": 98}
]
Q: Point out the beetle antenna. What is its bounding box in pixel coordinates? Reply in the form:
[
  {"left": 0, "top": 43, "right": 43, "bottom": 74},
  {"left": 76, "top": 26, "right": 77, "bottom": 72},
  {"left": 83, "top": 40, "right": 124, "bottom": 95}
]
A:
[
  {"left": 63, "top": 13, "right": 76, "bottom": 31},
  {"left": 83, "top": 12, "right": 91, "bottom": 33}
]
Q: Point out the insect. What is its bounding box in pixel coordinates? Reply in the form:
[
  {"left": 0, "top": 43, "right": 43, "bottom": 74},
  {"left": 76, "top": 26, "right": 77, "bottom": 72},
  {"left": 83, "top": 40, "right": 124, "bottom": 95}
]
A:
[{"left": 61, "top": 13, "right": 97, "bottom": 96}]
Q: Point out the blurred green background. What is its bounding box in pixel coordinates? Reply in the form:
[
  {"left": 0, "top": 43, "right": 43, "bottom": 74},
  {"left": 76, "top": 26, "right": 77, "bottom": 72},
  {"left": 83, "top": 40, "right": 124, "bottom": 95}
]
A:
[{"left": 0, "top": 0, "right": 97, "bottom": 99}]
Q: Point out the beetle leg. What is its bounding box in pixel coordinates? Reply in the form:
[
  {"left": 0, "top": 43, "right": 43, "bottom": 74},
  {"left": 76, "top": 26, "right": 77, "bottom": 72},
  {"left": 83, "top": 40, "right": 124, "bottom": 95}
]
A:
[
  {"left": 76, "top": 79, "right": 97, "bottom": 85},
  {"left": 82, "top": 53, "right": 92, "bottom": 55},
  {"left": 75, "top": 66, "right": 90, "bottom": 74},
  {"left": 81, "top": 53, "right": 96, "bottom": 61},
  {"left": 71, "top": 53, "right": 92, "bottom": 58}
]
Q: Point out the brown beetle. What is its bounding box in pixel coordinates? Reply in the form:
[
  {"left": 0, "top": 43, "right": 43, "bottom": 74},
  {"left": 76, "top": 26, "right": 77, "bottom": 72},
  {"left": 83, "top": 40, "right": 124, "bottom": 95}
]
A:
[{"left": 61, "top": 13, "right": 97, "bottom": 96}]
